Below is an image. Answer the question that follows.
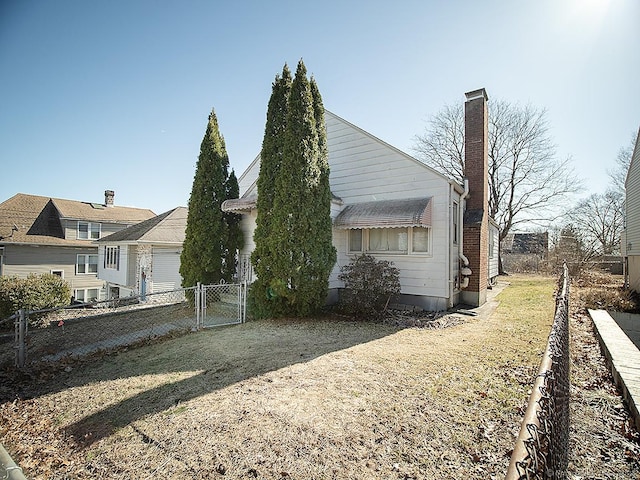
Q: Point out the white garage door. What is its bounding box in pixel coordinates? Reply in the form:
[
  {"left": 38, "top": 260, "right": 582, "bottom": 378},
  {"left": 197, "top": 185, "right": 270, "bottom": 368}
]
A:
[{"left": 152, "top": 248, "right": 183, "bottom": 292}]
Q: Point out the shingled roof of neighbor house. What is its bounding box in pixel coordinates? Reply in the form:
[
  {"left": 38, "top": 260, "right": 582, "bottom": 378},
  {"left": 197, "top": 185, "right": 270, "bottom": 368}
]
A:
[
  {"left": 0, "top": 193, "right": 155, "bottom": 246},
  {"left": 97, "top": 207, "right": 187, "bottom": 244}
]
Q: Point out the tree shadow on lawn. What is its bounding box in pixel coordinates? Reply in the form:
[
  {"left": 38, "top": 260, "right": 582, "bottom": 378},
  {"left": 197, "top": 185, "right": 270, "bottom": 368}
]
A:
[{"left": 59, "top": 317, "right": 399, "bottom": 447}]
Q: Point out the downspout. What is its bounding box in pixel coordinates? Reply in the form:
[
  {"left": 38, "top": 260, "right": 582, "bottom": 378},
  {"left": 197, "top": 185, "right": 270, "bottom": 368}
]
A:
[
  {"left": 447, "top": 183, "right": 453, "bottom": 308},
  {"left": 459, "top": 178, "right": 471, "bottom": 289}
]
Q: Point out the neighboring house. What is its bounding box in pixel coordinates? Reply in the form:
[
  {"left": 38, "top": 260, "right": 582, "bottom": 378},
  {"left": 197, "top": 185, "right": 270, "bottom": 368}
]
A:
[
  {"left": 96, "top": 207, "right": 187, "bottom": 298},
  {"left": 624, "top": 128, "right": 640, "bottom": 291},
  {"left": 0, "top": 190, "right": 155, "bottom": 303},
  {"left": 501, "top": 232, "right": 549, "bottom": 273},
  {"left": 223, "top": 89, "right": 494, "bottom": 310}
]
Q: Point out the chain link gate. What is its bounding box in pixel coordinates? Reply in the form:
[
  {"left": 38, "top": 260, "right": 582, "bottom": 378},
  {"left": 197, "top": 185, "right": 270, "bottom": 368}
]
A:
[{"left": 199, "top": 282, "right": 246, "bottom": 328}]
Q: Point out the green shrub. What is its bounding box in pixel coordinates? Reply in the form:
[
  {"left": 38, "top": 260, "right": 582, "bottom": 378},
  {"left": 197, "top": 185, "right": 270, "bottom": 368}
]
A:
[
  {"left": 0, "top": 273, "right": 72, "bottom": 319},
  {"left": 338, "top": 254, "right": 401, "bottom": 319}
]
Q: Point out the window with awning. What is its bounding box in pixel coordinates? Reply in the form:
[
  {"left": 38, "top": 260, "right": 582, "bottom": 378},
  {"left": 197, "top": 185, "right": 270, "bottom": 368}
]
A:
[
  {"left": 333, "top": 197, "right": 432, "bottom": 229},
  {"left": 336, "top": 198, "right": 433, "bottom": 256}
]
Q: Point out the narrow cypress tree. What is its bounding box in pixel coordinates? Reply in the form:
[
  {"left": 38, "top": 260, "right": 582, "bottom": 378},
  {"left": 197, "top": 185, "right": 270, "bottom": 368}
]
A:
[
  {"left": 181, "top": 109, "right": 241, "bottom": 287},
  {"left": 308, "top": 75, "right": 337, "bottom": 310},
  {"left": 269, "top": 59, "right": 336, "bottom": 316},
  {"left": 250, "top": 65, "right": 292, "bottom": 316}
]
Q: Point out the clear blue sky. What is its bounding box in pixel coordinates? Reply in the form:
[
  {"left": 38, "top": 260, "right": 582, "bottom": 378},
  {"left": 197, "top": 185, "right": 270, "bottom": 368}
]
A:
[{"left": 1, "top": 0, "right": 638, "bottom": 215}]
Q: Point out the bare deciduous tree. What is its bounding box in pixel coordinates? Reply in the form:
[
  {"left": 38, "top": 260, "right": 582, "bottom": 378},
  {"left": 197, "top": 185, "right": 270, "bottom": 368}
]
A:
[
  {"left": 413, "top": 99, "right": 580, "bottom": 250},
  {"left": 607, "top": 131, "right": 638, "bottom": 194},
  {"left": 566, "top": 189, "right": 625, "bottom": 255}
]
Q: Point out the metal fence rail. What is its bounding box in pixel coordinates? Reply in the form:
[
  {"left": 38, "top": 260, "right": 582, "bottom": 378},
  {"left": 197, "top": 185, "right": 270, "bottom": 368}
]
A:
[
  {"left": 506, "top": 263, "right": 570, "bottom": 480},
  {"left": 0, "top": 282, "right": 246, "bottom": 369}
]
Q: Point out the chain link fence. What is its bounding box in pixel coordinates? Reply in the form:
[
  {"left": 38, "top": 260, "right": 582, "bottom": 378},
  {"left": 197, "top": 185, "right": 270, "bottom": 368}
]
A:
[
  {"left": 506, "top": 263, "right": 570, "bottom": 480},
  {"left": 0, "top": 282, "right": 246, "bottom": 369}
]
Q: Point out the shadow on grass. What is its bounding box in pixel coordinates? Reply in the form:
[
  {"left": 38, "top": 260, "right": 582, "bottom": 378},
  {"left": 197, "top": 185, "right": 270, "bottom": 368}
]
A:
[{"left": 57, "top": 317, "right": 399, "bottom": 447}]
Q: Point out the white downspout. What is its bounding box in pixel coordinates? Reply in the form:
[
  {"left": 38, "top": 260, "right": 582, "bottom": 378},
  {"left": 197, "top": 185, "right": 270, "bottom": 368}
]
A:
[
  {"left": 459, "top": 178, "right": 471, "bottom": 288},
  {"left": 447, "top": 183, "right": 453, "bottom": 308}
]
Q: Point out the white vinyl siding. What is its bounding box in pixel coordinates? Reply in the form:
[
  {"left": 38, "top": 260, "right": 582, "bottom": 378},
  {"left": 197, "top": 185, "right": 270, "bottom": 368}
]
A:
[
  {"left": 625, "top": 130, "right": 640, "bottom": 291},
  {"left": 233, "top": 111, "right": 457, "bottom": 307}
]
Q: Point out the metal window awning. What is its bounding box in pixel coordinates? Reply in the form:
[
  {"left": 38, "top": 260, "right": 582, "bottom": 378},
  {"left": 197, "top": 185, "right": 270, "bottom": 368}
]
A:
[
  {"left": 221, "top": 196, "right": 257, "bottom": 213},
  {"left": 334, "top": 197, "right": 432, "bottom": 229}
]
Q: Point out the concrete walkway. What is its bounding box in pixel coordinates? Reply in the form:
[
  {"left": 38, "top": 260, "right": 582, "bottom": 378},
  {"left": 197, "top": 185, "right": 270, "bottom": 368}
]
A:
[{"left": 588, "top": 309, "right": 640, "bottom": 430}]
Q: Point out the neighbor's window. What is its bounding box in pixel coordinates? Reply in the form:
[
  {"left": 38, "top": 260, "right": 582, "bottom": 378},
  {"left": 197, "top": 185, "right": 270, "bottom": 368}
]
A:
[
  {"left": 76, "top": 254, "right": 98, "bottom": 274},
  {"left": 368, "top": 228, "right": 408, "bottom": 253},
  {"left": 105, "top": 246, "right": 120, "bottom": 270},
  {"left": 75, "top": 288, "right": 99, "bottom": 303},
  {"left": 349, "top": 229, "right": 363, "bottom": 253},
  {"left": 78, "top": 222, "right": 101, "bottom": 240},
  {"left": 50, "top": 269, "right": 64, "bottom": 278}
]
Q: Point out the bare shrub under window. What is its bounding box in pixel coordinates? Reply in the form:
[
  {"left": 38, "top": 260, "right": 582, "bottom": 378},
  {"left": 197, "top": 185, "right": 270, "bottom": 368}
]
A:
[{"left": 338, "top": 254, "right": 400, "bottom": 319}]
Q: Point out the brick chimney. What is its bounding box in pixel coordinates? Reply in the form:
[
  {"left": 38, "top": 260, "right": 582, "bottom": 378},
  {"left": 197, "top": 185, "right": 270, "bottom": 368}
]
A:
[
  {"left": 461, "top": 88, "right": 489, "bottom": 307},
  {"left": 104, "top": 190, "right": 115, "bottom": 207}
]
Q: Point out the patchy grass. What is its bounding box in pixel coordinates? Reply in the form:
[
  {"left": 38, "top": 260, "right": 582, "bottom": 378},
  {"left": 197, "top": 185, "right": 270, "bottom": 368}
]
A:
[{"left": 0, "top": 274, "right": 628, "bottom": 479}]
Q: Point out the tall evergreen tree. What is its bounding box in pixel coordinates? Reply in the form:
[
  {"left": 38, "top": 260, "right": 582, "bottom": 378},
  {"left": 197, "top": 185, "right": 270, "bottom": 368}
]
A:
[
  {"left": 181, "top": 109, "right": 242, "bottom": 287},
  {"left": 264, "top": 59, "right": 336, "bottom": 316},
  {"left": 307, "top": 75, "right": 337, "bottom": 310},
  {"left": 251, "top": 65, "right": 292, "bottom": 316}
]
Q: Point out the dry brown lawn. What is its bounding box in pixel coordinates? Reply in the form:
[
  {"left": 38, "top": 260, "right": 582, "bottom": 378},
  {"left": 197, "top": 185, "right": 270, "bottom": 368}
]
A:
[{"left": 1, "top": 274, "right": 639, "bottom": 479}]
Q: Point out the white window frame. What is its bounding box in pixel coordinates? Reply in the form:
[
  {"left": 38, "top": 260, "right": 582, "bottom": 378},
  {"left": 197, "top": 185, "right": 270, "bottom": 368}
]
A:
[
  {"left": 348, "top": 229, "right": 364, "bottom": 254},
  {"left": 76, "top": 254, "right": 98, "bottom": 274},
  {"left": 74, "top": 288, "right": 99, "bottom": 303},
  {"left": 452, "top": 202, "right": 459, "bottom": 245},
  {"left": 78, "top": 222, "right": 101, "bottom": 240},
  {"left": 50, "top": 269, "right": 64, "bottom": 278},
  {"left": 104, "top": 246, "right": 120, "bottom": 270},
  {"left": 347, "top": 227, "right": 432, "bottom": 256}
]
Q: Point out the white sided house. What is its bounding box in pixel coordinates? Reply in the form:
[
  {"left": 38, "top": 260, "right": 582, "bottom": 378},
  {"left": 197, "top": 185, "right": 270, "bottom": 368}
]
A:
[
  {"left": 96, "top": 207, "right": 187, "bottom": 299},
  {"left": 223, "top": 89, "right": 495, "bottom": 310},
  {"left": 624, "top": 128, "right": 640, "bottom": 292}
]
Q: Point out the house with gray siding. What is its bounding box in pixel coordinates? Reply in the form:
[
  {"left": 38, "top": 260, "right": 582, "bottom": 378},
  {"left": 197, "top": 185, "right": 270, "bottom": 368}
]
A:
[
  {"left": 96, "top": 207, "right": 187, "bottom": 298},
  {"left": 0, "top": 190, "right": 155, "bottom": 302},
  {"left": 223, "top": 89, "right": 495, "bottom": 310},
  {"left": 624, "top": 128, "right": 640, "bottom": 291}
]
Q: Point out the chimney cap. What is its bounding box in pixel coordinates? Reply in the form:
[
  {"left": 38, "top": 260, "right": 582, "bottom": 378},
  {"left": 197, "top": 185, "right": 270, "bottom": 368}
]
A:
[{"left": 465, "top": 88, "right": 488, "bottom": 102}]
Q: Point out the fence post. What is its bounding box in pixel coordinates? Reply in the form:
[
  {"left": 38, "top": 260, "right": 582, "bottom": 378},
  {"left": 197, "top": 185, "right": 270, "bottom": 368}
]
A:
[
  {"left": 14, "top": 309, "right": 26, "bottom": 368},
  {"left": 242, "top": 281, "right": 247, "bottom": 323},
  {"left": 195, "top": 282, "right": 201, "bottom": 330}
]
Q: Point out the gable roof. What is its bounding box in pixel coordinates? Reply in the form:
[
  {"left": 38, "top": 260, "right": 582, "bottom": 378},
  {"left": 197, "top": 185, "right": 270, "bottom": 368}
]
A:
[
  {"left": 97, "top": 207, "right": 187, "bottom": 244},
  {"left": 0, "top": 193, "right": 155, "bottom": 246},
  {"left": 234, "top": 110, "right": 462, "bottom": 200}
]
